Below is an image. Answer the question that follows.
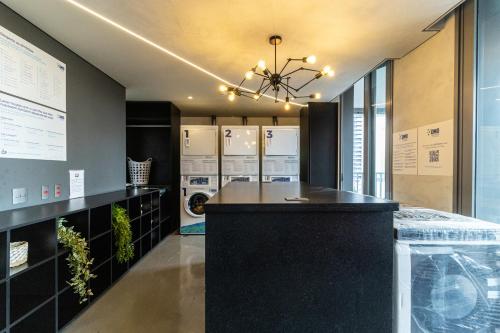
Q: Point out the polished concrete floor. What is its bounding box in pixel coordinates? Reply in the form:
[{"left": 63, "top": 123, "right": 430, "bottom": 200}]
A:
[{"left": 63, "top": 235, "right": 205, "bottom": 333}]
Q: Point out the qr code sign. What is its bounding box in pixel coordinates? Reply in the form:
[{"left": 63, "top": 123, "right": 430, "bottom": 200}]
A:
[{"left": 429, "top": 150, "right": 440, "bottom": 163}]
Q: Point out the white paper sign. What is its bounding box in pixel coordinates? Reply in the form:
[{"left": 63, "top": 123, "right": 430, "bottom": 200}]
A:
[
  {"left": 418, "top": 119, "right": 454, "bottom": 176},
  {"left": 69, "top": 170, "right": 84, "bottom": 199},
  {"left": 0, "top": 92, "right": 66, "bottom": 160},
  {"left": 0, "top": 25, "right": 66, "bottom": 112},
  {"left": 393, "top": 128, "right": 418, "bottom": 175}
]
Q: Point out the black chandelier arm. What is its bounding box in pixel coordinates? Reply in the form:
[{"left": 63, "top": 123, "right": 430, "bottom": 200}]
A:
[
  {"left": 278, "top": 59, "right": 292, "bottom": 76},
  {"left": 281, "top": 67, "right": 305, "bottom": 78},
  {"left": 258, "top": 83, "right": 272, "bottom": 98},
  {"left": 279, "top": 82, "right": 298, "bottom": 99},
  {"left": 237, "top": 77, "right": 247, "bottom": 88},
  {"left": 279, "top": 81, "right": 300, "bottom": 93},
  {"left": 254, "top": 72, "right": 268, "bottom": 79},
  {"left": 299, "top": 67, "right": 321, "bottom": 73},
  {"left": 296, "top": 76, "right": 319, "bottom": 92},
  {"left": 258, "top": 80, "right": 270, "bottom": 93}
]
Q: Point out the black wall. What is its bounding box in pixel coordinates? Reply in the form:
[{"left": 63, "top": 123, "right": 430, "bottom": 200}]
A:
[{"left": 300, "top": 102, "right": 339, "bottom": 188}]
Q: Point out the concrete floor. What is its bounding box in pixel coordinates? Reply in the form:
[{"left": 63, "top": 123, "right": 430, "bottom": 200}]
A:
[{"left": 63, "top": 235, "right": 205, "bottom": 333}]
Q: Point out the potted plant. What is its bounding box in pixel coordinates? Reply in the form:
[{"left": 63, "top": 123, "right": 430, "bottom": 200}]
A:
[
  {"left": 112, "top": 204, "right": 134, "bottom": 263},
  {"left": 57, "top": 217, "right": 96, "bottom": 303}
]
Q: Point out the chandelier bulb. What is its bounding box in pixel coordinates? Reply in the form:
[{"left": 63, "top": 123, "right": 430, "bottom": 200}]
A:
[
  {"left": 310, "top": 93, "right": 321, "bottom": 99},
  {"left": 245, "top": 71, "right": 254, "bottom": 80},
  {"left": 257, "top": 60, "right": 266, "bottom": 70},
  {"left": 228, "top": 92, "right": 236, "bottom": 102},
  {"left": 305, "top": 55, "right": 317, "bottom": 64},
  {"left": 253, "top": 93, "right": 259, "bottom": 100},
  {"left": 219, "top": 85, "right": 228, "bottom": 93},
  {"left": 284, "top": 102, "right": 291, "bottom": 111}
]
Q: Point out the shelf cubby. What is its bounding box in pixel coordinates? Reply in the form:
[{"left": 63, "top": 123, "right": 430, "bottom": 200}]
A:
[
  {"left": 10, "top": 259, "right": 55, "bottom": 323},
  {"left": 129, "top": 197, "right": 141, "bottom": 220},
  {"left": 152, "top": 192, "right": 160, "bottom": 210},
  {"left": 111, "top": 256, "right": 127, "bottom": 283},
  {"left": 130, "top": 239, "right": 141, "bottom": 266},
  {"left": 141, "top": 233, "right": 152, "bottom": 257},
  {"left": 114, "top": 200, "right": 127, "bottom": 212},
  {"left": 90, "top": 260, "right": 111, "bottom": 302},
  {"left": 57, "top": 253, "right": 71, "bottom": 291},
  {"left": 10, "top": 220, "right": 56, "bottom": 277},
  {"left": 131, "top": 218, "right": 141, "bottom": 242},
  {"left": 152, "top": 209, "right": 160, "bottom": 229},
  {"left": 57, "top": 211, "right": 89, "bottom": 255},
  {"left": 11, "top": 298, "right": 55, "bottom": 333},
  {"left": 90, "top": 205, "right": 111, "bottom": 239},
  {"left": 90, "top": 232, "right": 111, "bottom": 268},
  {"left": 141, "top": 194, "right": 152, "bottom": 214},
  {"left": 141, "top": 213, "right": 152, "bottom": 236},
  {"left": 0, "top": 282, "right": 5, "bottom": 331},
  {"left": 151, "top": 227, "right": 159, "bottom": 248},
  {"left": 57, "top": 287, "right": 87, "bottom": 329}
]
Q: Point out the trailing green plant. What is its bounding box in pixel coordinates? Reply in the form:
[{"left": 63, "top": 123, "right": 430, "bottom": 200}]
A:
[
  {"left": 112, "top": 204, "right": 134, "bottom": 263},
  {"left": 57, "top": 217, "right": 96, "bottom": 303}
]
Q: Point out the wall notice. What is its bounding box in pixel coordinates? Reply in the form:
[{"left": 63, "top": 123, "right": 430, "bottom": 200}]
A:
[
  {"left": 0, "top": 92, "right": 66, "bottom": 160},
  {"left": 69, "top": 170, "right": 84, "bottom": 199},
  {"left": 393, "top": 128, "right": 418, "bottom": 175},
  {"left": 418, "top": 119, "right": 453, "bottom": 176},
  {"left": 0, "top": 25, "right": 66, "bottom": 112}
]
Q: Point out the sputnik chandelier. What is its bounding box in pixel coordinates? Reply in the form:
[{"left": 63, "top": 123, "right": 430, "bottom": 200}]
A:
[{"left": 218, "top": 35, "right": 334, "bottom": 110}]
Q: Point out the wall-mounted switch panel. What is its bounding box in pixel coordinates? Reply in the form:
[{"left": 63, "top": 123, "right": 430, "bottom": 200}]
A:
[
  {"left": 42, "top": 185, "right": 49, "bottom": 200},
  {"left": 12, "top": 187, "right": 27, "bottom": 205},
  {"left": 55, "top": 184, "right": 62, "bottom": 198}
]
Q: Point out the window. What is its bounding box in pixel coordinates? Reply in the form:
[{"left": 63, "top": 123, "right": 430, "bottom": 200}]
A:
[
  {"left": 353, "top": 79, "right": 365, "bottom": 194},
  {"left": 475, "top": 0, "right": 500, "bottom": 222},
  {"left": 371, "top": 66, "right": 387, "bottom": 198},
  {"left": 339, "top": 61, "right": 392, "bottom": 198}
]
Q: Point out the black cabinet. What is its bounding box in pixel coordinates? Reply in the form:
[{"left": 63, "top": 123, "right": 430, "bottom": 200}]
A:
[
  {"left": 300, "top": 102, "right": 339, "bottom": 188},
  {"left": 126, "top": 101, "right": 180, "bottom": 231},
  {"left": 0, "top": 188, "right": 167, "bottom": 332}
]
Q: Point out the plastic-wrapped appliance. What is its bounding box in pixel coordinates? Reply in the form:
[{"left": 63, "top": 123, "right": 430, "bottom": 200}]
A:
[{"left": 394, "top": 207, "right": 500, "bottom": 332}]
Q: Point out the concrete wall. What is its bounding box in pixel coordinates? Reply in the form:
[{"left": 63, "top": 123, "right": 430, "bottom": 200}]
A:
[
  {"left": 393, "top": 15, "right": 456, "bottom": 211},
  {"left": 0, "top": 4, "right": 126, "bottom": 211}
]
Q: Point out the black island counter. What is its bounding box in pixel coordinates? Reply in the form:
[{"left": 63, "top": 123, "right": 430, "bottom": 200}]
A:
[{"left": 205, "top": 182, "right": 398, "bottom": 333}]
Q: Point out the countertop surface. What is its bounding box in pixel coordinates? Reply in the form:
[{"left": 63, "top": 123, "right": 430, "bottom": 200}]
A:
[
  {"left": 0, "top": 188, "right": 159, "bottom": 231},
  {"left": 205, "top": 182, "right": 399, "bottom": 213}
]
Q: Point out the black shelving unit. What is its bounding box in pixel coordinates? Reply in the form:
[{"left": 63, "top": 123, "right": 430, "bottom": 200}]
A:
[
  {"left": 126, "top": 101, "right": 180, "bottom": 231},
  {"left": 0, "top": 188, "right": 175, "bottom": 332}
]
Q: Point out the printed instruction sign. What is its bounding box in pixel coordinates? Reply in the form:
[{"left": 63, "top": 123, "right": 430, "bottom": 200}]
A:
[
  {"left": 0, "top": 92, "right": 66, "bottom": 160},
  {"left": 418, "top": 119, "right": 453, "bottom": 176},
  {"left": 0, "top": 25, "right": 66, "bottom": 112},
  {"left": 393, "top": 128, "right": 418, "bottom": 175},
  {"left": 69, "top": 170, "right": 84, "bottom": 199}
]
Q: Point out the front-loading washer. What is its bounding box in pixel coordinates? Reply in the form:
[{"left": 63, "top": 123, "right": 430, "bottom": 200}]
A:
[{"left": 180, "top": 175, "right": 218, "bottom": 235}]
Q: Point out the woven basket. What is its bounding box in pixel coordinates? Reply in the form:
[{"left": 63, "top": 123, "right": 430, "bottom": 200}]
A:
[
  {"left": 10, "top": 241, "right": 28, "bottom": 268},
  {"left": 128, "top": 157, "right": 152, "bottom": 185}
]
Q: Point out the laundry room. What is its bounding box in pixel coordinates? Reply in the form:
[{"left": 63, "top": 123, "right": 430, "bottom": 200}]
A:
[{"left": 1, "top": 1, "right": 500, "bottom": 332}]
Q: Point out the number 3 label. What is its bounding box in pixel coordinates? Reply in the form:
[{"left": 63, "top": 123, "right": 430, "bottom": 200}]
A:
[{"left": 266, "top": 130, "right": 273, "bottom": 138}]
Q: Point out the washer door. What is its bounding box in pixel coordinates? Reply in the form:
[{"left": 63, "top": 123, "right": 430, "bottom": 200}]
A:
[{"left": 184, "top": 192, "right": 210, "bottom": 217}]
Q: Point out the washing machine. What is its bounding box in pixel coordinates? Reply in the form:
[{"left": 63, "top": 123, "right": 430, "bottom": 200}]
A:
[
  {"left": 221, "top": 125, "right": 259, "bottom": 187},
  {"left": 180, "top": 125, "right": 218, "bottom": 176},
  {"left": 180, "top": 175, "right": 218, "bottom": 235},
  {"left": 394, "top": 207, "right": 500, "bottom": 332},
  {"left": 261, "top": 126, "right": 299, "bottom": 182}
]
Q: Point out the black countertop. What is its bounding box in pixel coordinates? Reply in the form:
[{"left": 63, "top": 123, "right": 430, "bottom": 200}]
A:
[
  {"left": 0, "top": 188, "right": 159, "bottom": 232},
  {"left": 205, "top": 182, "right": 399, "bottom": 213}
]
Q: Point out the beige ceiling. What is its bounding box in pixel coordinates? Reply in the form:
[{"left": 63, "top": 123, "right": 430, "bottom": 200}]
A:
[{"left": 1, "top": 0, "right": 461, "bottom": 116}]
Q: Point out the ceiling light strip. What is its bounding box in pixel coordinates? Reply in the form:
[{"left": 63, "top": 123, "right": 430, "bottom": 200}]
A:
[{"left": 64, "top": 0, "right": 306, "bottom": 107}]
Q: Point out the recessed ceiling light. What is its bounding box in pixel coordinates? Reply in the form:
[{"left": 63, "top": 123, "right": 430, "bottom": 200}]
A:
[
  {"left": 64, "top": 0, "right": 307, "bottom": 107},
  {"left": 188, "top": 96, "right": 193, "bottom": 100}
]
